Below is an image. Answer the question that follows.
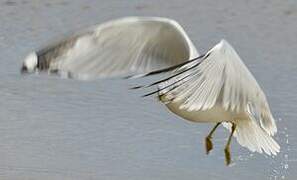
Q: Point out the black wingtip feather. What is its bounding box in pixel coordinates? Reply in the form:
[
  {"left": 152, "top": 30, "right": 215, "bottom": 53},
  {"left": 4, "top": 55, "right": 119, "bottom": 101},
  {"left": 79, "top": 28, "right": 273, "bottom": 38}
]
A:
[
  {"left": 123, "top": 75, "right": 133, "bottom": 79},
  {"left": 130, "top": 85, "right": 144, "bottom": 90},
  {"left": 131, "top": 54, "right": 207, "bottom": 97},
  {"left": 141, "top": 90, "right": 159, "bottom": 97},
  {"left": 142, "top": 54, "right": 205, "bottom": 77}
]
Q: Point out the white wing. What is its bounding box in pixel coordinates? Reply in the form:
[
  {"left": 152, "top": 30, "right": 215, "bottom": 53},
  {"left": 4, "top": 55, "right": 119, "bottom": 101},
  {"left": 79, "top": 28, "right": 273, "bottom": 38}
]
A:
[
  {"left": 157, "top": 39, "right": 276, "bottom": 136},
  {"left": 26, "top": 17, "right": 198, "bottom": 80}
]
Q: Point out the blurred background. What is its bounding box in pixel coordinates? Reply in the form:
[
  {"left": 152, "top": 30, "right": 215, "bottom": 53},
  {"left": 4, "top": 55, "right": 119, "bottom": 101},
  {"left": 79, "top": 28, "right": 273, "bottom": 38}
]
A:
[{"left": 0, "top": 0, "right": 296, "bottom": 179}]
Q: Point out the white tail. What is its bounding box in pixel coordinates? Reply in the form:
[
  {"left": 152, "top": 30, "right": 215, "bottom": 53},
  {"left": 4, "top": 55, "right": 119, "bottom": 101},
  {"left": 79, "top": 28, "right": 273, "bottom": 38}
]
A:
[{"left": 223, "top": 119, "right": 280, "bottom": 156}]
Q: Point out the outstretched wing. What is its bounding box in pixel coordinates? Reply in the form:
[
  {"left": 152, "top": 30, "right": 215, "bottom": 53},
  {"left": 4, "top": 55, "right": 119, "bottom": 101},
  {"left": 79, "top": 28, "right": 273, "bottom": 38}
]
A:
[
  {"left": 145, "top": 39, "right": 276, "bottom": 136},
  {"left": 25, "top": 17, "right": 198, "bottom": 80}
]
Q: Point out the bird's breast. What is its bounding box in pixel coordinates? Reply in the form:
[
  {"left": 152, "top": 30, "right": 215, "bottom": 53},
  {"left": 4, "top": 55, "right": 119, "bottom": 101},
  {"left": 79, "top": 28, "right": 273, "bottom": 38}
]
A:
[{"left": 163, "top": 98, "right": 248, "bottom": 123}]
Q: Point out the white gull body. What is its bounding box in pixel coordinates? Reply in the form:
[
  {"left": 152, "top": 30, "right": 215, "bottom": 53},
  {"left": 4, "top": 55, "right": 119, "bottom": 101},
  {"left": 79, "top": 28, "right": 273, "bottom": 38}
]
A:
[
  {"left": 159, "top": 40, "right": 279, "bottom": 156},
  {"left": 164, "top": 41, "right": 251, "bottom": 124}
]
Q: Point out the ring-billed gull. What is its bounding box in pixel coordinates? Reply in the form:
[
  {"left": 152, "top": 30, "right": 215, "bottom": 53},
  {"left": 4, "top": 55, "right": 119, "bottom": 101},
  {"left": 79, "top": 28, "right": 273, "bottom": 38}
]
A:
[
  {"left": 135, "top": 39, "right": 280, "bottom": 165},
  {"left": 21, "top": 16, "right": 279, "bottom": 165}
]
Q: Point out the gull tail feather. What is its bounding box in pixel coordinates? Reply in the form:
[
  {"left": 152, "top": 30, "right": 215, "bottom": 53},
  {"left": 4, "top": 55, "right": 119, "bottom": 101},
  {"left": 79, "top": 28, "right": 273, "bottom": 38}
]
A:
[
  {"left": 223, "top": 119, "right": 280, "bottom": 156},
  {"left": 260, "top": 108, "right": 277, "bottom": 136}
]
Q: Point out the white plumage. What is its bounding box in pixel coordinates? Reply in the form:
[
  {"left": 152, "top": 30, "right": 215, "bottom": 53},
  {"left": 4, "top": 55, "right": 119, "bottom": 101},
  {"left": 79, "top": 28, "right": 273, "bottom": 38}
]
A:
[
  {"left": 21, "top": 17, "right": 198, "bottom": 79},
  {"left": 21, "top": 16, "right": 279, "bottom": 165},
  {"left": 158, "top": 40, "right": 279, "bottom": 157}
]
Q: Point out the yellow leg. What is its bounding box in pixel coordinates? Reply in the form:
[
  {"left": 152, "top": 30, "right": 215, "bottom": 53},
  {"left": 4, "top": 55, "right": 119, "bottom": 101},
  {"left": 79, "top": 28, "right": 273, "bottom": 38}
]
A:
[
  {"left": 224, "top": 123, "right": 236, "bottom": 166},
  {"left": 205, "top": 123, "right": 221, "bottom": 154}
]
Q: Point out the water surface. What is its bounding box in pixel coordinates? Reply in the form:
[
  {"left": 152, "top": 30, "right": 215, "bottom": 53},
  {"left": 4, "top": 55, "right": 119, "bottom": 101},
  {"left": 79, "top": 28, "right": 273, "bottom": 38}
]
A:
[{"left": 0, "top": 0, "right": 296, "bottom": 179}]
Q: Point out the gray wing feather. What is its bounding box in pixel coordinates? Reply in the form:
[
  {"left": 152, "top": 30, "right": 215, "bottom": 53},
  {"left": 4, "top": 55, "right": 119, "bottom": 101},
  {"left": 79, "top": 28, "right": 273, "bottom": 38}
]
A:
[{"left": 34, "top": 17, "right": 198, "bottom": 80}]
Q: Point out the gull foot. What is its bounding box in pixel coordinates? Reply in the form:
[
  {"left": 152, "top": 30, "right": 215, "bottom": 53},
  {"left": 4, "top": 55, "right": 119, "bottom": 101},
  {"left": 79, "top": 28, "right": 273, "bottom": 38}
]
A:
[
  {"left": 205, "top": 137, "right": 213, "bottom": 154},
  {"left": 224, "top": 147, "right": 231, "bottom": 166}
]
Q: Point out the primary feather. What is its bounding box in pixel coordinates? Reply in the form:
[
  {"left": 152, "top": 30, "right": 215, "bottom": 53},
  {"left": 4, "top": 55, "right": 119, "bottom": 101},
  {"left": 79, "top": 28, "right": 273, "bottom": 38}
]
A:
[{"left": 22, "top": 16, "right": 198, "bottom": 80}]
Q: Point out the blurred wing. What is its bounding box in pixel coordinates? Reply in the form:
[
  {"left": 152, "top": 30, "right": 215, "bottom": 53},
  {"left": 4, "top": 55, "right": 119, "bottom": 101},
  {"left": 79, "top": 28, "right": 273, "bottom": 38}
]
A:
[
  {"left": 154, "top": 39, "right": 276, "bottom": 135},
  {"left": 32, "top": 17, "right": 198, "bottom": 80}
]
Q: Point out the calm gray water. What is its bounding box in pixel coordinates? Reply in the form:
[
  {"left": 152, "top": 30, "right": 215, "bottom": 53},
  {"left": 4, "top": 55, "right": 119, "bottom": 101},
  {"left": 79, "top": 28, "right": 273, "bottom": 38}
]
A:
[{"left": 0, "top": 0, "right": 296, "bottom": 179}]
